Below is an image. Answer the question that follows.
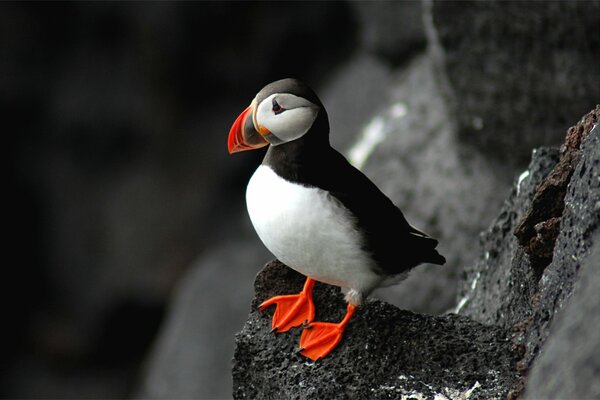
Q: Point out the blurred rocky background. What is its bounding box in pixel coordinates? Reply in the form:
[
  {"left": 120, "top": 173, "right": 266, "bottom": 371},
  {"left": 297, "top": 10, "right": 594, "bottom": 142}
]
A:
[{"left": 4, "top": 1, "right": 599, "bottom": 399}]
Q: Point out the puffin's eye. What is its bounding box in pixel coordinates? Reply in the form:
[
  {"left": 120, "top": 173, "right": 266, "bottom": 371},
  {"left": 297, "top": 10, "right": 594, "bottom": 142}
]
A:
[{"left": 272, "top": 99, "right": 285, "bottom": 115}]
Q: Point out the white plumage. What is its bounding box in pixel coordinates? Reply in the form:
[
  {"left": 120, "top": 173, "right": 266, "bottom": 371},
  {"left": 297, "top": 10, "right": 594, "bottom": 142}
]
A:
[
  {"left": 254, "top": 93, "right": 319, "bottom": 143},
  {"left": 246, "top": 165, "right": 382, "bottom": 305}
]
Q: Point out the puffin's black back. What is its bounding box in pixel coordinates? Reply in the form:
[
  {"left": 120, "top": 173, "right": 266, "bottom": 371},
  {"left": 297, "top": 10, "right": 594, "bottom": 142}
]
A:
[{"left": 261, "top": 79, "right": 445, "bottom": 275}]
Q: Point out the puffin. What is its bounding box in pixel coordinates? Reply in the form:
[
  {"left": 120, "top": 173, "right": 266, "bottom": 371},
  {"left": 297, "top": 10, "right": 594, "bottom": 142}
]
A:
[{"left": 227, "top": 78, "right": 445, "bottom": 361}]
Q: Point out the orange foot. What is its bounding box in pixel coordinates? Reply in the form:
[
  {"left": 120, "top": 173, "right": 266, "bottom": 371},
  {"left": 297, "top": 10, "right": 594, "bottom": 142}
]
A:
[
  {"left": 258, "top": 277, "right": 316, "bottom": 332},
  {"left": 299, "top": 303, "right": 356, "bottom": 361}
]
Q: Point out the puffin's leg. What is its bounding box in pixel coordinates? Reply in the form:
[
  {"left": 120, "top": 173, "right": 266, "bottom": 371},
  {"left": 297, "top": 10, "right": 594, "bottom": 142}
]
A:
[
  {"left": 299, "top": 303, "right": 356, "bottom": 361},
  {"left": 258, "top": 277, "right": 316, "bottom": 333}
]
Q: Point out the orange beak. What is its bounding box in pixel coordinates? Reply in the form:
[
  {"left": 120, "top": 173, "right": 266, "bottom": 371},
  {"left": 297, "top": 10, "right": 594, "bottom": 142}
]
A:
[{"left": 227, "top": 103, "right": 269, "bottom": 154}]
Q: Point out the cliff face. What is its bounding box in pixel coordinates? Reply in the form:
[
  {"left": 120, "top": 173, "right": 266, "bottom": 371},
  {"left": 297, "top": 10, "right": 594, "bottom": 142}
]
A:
[
  {"left": 8, "top": 0, "right": 599, "bottom": 397},
  {"left": 457, "top": 108, "right": 600, "bottom": 378},
  {"left": 136, "top": 2, "right": 600, "bottom": 398},
  {"left": 525, "top": 231, "right": 600, "bottom": 400},
  {"left": 428, "top": 1, "right": 600, "bottom": 168},
  {"left": 232, "top": 112, "right": 599, "bottom": 399}
]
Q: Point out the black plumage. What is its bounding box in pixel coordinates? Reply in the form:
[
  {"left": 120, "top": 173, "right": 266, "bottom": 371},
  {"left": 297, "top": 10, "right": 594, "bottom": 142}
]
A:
[
  {"left": 231, "top": 78, "right": 447, "bottom": 361},
  {"left": 260, "top": 79, "right": 445, "bottom": 278}
]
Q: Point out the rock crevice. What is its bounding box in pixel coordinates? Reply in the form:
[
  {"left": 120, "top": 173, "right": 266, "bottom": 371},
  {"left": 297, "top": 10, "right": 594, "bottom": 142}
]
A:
[{"left": 514, "top": 105, "right": 600, "bottom": 275}]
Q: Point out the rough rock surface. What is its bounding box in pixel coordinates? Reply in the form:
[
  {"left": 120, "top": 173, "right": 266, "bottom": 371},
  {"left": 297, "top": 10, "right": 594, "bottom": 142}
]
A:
[
  {"left": 233, "top": 261, "right": 519, "bottom": 400},
  {"left": 135, "top": 217, "right": 271, "bottom": 399},
  {"left": 233, "top": 111, "right": 600, "bottom": 399},
  {"left": 350, "top": 1, "right": 426, "bottom": 65},
  {"left": 323, "top": 52, "right": 510, "bottom": 315},
  {"left": 454, "top": 146, "right": 560, "bottom": 326},
  {"left": 515, "top": 106, "right": 600, "bottom": 274},
  {"left": 135, "top": 2, "right": 599, "bottom": 397},
  {"left": 9, "top": 1, "right": 599, "bottom": 398},
  {"left": 524, "top": 232, "right": 600, "bottom": 400},
  {"left": 456, "top": 116, "right": 600, "bottom": 396},
  {"left": 5, "top": 3, "right": 356, "bottom": 397},
  {"left": 354, "top": 54, "right": 509, "bottom": 314},
  {"left": 426, "top": 0, "right": 600, "bottom": 167}
]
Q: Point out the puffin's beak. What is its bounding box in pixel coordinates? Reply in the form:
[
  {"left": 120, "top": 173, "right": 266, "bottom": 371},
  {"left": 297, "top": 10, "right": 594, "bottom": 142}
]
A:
[{"left": 228, "top": 102, "right": 269, "bottom": 154}]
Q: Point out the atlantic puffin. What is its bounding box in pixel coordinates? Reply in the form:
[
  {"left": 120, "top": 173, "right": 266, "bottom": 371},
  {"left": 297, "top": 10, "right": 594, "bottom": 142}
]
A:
[{"left": 228, "top": 78, "right": 445, "bottom": 361}]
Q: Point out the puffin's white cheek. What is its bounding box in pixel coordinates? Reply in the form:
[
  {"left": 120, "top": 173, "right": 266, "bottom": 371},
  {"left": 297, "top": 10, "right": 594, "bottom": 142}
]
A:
[{"left": 269, "top": 108, "right": 318, "bottom": 143}]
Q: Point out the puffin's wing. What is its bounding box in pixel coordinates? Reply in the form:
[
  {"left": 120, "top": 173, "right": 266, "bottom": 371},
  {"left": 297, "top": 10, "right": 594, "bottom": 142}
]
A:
[{"left": 314, "top": 149, "right": 446, "bottom": 274}]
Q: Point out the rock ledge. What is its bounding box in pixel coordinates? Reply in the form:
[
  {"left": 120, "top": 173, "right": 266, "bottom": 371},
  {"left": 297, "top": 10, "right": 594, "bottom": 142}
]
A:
[
  {"left": 232, "top": 261, "right": 519, "bottom": 400},
  {"left": 232, "top": 108, "right": 599, "bottom": 399}
]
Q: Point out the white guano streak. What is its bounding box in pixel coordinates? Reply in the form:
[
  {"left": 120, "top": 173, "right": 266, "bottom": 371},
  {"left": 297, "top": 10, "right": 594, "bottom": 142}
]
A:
[
  {"left": 348, "top": 102, "right": 407, "bottom": 170},
  {"left": 517, "top": 170, "right": 530, "bottom": 195}
]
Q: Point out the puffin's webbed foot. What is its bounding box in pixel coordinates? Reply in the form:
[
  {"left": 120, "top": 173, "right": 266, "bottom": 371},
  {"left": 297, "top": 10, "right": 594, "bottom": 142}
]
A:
[
  {"left": 258, "top": 277, "right": 315, "bottom": 332},
  {"left": 299, "top": 303, "right": 356, "bottom": 361}
]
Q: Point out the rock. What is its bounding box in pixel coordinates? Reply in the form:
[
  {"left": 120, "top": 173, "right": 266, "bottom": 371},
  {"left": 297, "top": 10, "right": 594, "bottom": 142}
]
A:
[
  {"left": 134, "top": 220, "right": 271, "bottom": 399},
  {"left": 321, "top": 52, "right": 395, "bottom": 152},
  {"left": 6, "top": 2, "right": 356, "bottom": 397},
  {"left": 324, "top": 53, "right": 510, "bottom": 314},
  {"left": 520, "top": 117, "right": 600, "bottom": 369},
  {"left": 454, "top": 146, "right": 560, "bottom": 325},
  {"left": 232, "top": 261, "right": 519, "bottom": 400},
  {"left": 524, "top": 232, "right": 600, "bottom": 400},
  {"left": 456, "top": 113, "right": 600, "bottom": 396},
  {"left": 232, "top": 108, "right": 600, "bottom": 399},
  {"left": 350, "top": 1, "right": 426, "bottom": 65},
  {"left": 425, "top": 0, "right": 600, "bottom": 167},
  {"left": 22, "top": 0, "right": 356, "bottom": 344},
  {"left": 514, "top": 106, "right": 600, "bottom": 274},
  {"left": 129, "top": 3, "right": 594, "bottom": 397}
]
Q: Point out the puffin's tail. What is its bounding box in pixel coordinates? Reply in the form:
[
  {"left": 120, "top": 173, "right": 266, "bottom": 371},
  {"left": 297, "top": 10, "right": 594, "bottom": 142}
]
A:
[
  {"left": 408, "top": 226, "right": 446, "bottom": 265},
  {"left": 424, "top": 247, "right": 446, "bottom": 265}
]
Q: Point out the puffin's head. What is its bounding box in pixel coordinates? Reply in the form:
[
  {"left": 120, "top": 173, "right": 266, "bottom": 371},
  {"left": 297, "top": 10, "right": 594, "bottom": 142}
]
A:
[{"left": 228, "top": 78, "right": 323, "bottom": 154}]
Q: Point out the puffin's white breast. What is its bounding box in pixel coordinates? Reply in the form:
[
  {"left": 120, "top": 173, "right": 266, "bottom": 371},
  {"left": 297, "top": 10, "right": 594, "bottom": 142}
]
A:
[{"left": 246, "top": 165, "right": 380, "bottom": 293}]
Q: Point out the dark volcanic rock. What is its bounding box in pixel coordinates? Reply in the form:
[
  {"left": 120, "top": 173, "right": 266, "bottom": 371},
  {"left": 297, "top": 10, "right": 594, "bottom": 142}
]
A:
[
  {"left": 324, "top": 53, "right": 510, "bottom": 315},
  {"left": 456, "top": 114, "right": 600, "bottom": 396},
  {"left": 135, "top": 225, "right": 270, "bottom": 399},
  {"left": 233, "top": 261, "right": 520, "bottom": 400},
  {"left": 454, "top": 146, "right": 560, "bottom": 326},
  {"left": 6, "top": 2, "right": 357, "bottom": 397},
  {"left": 521, "top": 120, "right": 600, "bottom": 362},
  {"left": 515, "top": 106, "right": 600, "bottom": 274},
  {"left": 524, "top": 232, "right": 600, "bottom": 400},
  {"left": 232, "top": 110, "right": 600, "bottom": 400},
  {"left": 426, "top": 0, "right": 600, "bottom": 167},
  {"left": 457, "top": 113, "right": 600, "bottom": 325},
  {"left": 350, "top": 1, "right": 426, "bottom": 65}
]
